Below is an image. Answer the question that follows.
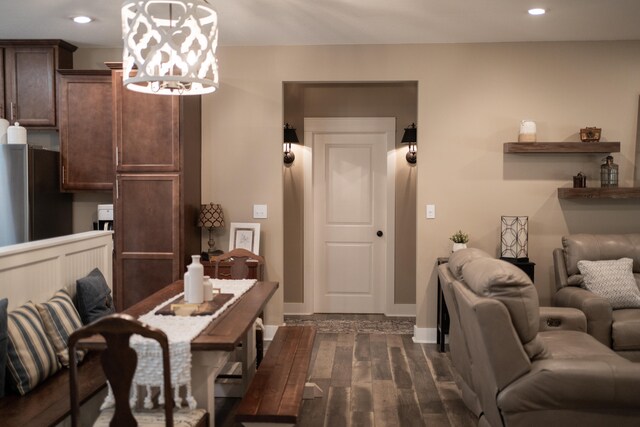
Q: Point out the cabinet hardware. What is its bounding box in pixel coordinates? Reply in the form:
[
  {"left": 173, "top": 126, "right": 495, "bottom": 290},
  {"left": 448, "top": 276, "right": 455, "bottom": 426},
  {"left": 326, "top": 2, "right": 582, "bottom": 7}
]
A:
[
  {"left": 116, "top": 146, "right": 119, "bottom": 166},
  {"left": 62, "top": 166, "right": 65, "bottom": 184},
  {"left": 10, "top": 102, "right": 16, "bottom": 122},
  {"left": 116, "top": 180, "right": 119, "bottom": 199}
]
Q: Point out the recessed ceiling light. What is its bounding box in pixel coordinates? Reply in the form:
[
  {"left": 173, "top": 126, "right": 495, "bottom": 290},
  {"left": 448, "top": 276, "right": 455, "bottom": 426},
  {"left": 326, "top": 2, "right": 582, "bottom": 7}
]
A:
[
  {"left": 528, "top": 8, "right": 546, "bottom": 16},
  {"left": 72, "top": 16, "right": 93, "bottom": 24}
]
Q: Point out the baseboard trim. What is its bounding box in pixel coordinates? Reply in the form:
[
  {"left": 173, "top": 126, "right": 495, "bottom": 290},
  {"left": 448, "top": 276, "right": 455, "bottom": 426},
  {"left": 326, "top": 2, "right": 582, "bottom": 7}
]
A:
[
  {"left": 283, "top": 302, "right": 313, "bottom": 315},
  {"left": 263, "top": 324, "right": 279, "bottom": 341},
  {"left": 413, "top": 326, "right": 437, "bottom": 343},
  {"left": 385, "top": 303, "right": 416, "bottom": 317}
]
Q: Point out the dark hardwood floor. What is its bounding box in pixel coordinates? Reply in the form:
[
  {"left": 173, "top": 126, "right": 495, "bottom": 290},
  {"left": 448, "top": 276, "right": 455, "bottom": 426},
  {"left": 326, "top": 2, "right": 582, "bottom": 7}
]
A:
[{"left": 216, "top": 330, "right": 476, "bottom": 426}]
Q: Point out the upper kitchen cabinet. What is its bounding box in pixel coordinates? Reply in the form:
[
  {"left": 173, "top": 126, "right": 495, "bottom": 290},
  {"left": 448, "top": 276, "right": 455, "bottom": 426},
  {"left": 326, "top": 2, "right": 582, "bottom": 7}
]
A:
[
  {"left": 57, "top": 70, "right": 113, "bottom": 191},
  {"left": 112, "top": 69, "right": 180, "bottom": 172},
  {"left": 0, "top": 40, "right": 76, "bottom": 128}
]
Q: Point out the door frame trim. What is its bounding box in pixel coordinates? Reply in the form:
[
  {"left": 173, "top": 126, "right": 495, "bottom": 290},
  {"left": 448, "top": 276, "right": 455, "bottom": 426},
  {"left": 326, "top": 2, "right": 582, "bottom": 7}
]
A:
[{"left": 303, "top": 117, "right": 396, "bottom": 315}]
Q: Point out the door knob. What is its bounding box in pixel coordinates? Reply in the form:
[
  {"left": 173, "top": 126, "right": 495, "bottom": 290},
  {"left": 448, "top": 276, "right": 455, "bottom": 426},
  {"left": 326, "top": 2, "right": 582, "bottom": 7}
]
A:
[{"left": 377, "top": 230, "right": 383, "bottom": 237}]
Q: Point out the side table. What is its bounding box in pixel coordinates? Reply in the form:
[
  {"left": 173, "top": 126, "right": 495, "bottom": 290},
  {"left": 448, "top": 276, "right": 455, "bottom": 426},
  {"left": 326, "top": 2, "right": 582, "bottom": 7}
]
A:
[
  {"left": 436, "top": 257, "right": 449, "bottom": 353},
  {"left": 436, "top": 256, "right": 535, "bottom": 353}
]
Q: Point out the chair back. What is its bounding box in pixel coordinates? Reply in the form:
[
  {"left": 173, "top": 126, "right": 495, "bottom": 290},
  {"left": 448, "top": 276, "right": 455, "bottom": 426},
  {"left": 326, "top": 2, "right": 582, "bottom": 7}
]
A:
[
  {"left": 211, "top": 248, "right": 265, "bottom": 280},
  {"left": 68, "top": 314, "right": 173, "bottom": 427}
]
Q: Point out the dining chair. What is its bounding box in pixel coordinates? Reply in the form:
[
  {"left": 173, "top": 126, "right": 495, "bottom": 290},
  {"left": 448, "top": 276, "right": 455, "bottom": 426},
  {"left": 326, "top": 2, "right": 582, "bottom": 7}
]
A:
[
  {"left": 211, "top": 248, "right": 265, "bottom": 367},
  {"left": 210, "top": 248, "right": 265, "bottom": 281},
  {"left": 68, "top": 313, "right": 208, "bottom": 427}
]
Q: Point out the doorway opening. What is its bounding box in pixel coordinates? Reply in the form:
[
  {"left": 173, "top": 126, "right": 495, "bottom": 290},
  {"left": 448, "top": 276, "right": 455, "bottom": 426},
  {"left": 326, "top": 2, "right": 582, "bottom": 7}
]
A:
[{"left": 283, "top": 82, "right": 418, "bottom": 316}]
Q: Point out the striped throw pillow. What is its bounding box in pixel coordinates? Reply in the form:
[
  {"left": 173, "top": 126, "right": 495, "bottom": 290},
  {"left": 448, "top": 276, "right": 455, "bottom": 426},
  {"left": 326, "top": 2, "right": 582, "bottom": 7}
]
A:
[
  {"left": 7, "top": 302, "right": 60, "bottom": 395},
  {"left": 37, "top": 289, "right": 86, "bottom": 367}
]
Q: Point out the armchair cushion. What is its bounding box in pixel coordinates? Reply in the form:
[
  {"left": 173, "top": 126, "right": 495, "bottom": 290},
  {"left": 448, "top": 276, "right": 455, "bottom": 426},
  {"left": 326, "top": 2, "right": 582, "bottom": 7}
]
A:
[
  {"left": 577, "top": 258, "right": 640, "bottom": 309},
  {"left": 611, "top": 309, "right": 640, "bottom": 351},
  {"left": 462, "top": 257, "right": 546, "bottom": 359}
]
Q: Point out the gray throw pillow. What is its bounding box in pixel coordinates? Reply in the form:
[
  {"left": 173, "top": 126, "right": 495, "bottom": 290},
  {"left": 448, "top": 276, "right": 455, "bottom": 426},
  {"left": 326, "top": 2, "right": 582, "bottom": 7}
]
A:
[
  {"left": 578, "top": 258, "right": 640, "bottom": 309},
  {"left": 0, "top": 298, "right": 7, "bottom": 397},
  {"left": 76, "top": 268, "right": 115, "bottom": 324}
]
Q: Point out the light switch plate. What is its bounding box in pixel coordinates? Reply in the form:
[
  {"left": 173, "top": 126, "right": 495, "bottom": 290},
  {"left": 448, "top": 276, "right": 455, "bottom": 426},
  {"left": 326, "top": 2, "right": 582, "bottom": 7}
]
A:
[
  {"left": 426, "top": 204, "right": 436, "bottom": 219},
  {"left": 253, "top": 204, "right": 268, "bottom": 219}
]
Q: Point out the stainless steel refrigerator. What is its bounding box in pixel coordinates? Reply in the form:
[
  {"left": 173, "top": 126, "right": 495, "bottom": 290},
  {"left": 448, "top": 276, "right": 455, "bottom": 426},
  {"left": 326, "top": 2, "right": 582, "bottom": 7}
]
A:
[{"left": 0, "top": 145, "right": 72, "bottom": 246}]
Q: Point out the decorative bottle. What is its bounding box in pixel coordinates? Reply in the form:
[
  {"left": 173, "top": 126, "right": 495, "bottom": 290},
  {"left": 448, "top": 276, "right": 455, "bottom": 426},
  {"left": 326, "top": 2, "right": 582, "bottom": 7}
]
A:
[
  {"left": 600, "top": 156, "right": 618, "bottom": 188},
  {"left": 185, "top": 255, "right": 204, "bottom": 303}
]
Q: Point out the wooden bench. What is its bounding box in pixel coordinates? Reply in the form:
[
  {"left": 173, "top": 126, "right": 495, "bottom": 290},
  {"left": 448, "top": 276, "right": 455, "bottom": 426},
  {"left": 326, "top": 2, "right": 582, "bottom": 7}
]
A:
[
  {"left": 0, "top": 352, "right": 106, "bottom": 427},
  {"left": 236, "top": 326, "right": 319, "bottom": 426}
]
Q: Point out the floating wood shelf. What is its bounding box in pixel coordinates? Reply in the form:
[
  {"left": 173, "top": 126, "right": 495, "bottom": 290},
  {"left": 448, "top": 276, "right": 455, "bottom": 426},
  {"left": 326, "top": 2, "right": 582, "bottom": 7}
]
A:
[
  {"left": 504, "top": 142, "right": 620, "bottom": 153},
  {"left": 557, "top": 187, "right": 640, "bottom": 199}
]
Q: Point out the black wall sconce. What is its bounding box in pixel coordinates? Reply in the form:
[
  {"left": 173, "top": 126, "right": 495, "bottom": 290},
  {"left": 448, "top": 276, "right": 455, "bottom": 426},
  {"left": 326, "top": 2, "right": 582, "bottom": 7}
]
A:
[
  {"left": 283, "top": 123, "right": 299, "bottom": 165},
  {"left": 401, "top": 123, "right": 417, "bottom": 164}
]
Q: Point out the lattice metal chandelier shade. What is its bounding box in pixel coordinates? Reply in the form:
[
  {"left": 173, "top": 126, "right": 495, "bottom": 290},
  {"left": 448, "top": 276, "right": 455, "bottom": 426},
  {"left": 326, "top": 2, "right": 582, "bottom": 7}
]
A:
[{"left": 121, "top": 0, "right": 219, "bottom": 95}]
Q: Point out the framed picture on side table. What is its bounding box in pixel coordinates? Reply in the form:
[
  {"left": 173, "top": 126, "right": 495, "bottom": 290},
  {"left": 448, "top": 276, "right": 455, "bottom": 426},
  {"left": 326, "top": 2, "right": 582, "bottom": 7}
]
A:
[{"left": 229, "top": 222, "right": 261, "bottom": 254}]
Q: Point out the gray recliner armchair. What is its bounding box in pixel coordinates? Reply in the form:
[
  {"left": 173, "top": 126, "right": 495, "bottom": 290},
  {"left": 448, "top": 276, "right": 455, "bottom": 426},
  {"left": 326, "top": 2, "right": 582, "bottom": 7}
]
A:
[
  {"left": 553, "top": 233, "right": 640, "bottom": 362},
  {"left": 438, "top": 248, "right": 640, "bottom": 427}
]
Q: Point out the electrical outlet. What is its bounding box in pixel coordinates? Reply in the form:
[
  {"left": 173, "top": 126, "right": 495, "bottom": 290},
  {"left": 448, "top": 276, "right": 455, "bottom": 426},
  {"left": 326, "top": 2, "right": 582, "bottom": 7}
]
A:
[
  {"left": 426, "top": 204, "right": 436, "bottom": 219},
  {"left": 253, "top": 204, "right": 268, "bottom": 219}
]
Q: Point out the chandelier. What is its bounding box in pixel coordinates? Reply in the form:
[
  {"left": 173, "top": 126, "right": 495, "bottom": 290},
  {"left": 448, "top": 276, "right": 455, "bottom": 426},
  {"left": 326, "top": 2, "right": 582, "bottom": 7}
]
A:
[{"left": 121, "top": 0, "right": 219, "bottom": 95}]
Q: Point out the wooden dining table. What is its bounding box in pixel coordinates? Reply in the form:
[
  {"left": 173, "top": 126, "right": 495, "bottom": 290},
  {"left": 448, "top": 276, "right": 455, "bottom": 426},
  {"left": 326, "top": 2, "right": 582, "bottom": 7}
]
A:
[{"left": 81, "top": 279, "right": 279, "bottom": 427}]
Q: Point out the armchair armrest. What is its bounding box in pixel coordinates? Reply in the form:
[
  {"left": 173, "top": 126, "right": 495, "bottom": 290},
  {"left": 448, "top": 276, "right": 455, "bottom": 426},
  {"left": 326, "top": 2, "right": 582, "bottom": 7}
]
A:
[
  {"left": 539, "top": 306, "right": 586, "bottom": 332},
  {"left": 553, "top": 248, "right": 569, "bottom": 290},
  {"left": 553, "top": 286, "right": 613, "bottom": 347},
  {"left": 498, "top": 359, "right": 640, "bottom": 413}
]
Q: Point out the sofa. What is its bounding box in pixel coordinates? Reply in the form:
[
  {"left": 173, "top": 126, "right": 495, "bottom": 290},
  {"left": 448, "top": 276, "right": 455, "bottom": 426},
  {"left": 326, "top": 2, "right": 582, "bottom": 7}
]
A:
[
  {"left": 438, "top": 248, "right": 640, "bottom": 427},
  {"left": 553, "top": 233, "right": 640, "bottom": 362}
]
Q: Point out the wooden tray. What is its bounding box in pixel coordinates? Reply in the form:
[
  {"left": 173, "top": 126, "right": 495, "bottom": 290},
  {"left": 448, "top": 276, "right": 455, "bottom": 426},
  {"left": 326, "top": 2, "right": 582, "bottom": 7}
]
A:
[{"left": 155, "top": 293, "right": 234, "bottom": 316}]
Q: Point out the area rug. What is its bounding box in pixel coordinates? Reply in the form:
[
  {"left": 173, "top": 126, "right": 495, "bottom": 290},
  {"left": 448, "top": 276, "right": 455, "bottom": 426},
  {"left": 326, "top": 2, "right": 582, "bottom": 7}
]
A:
[{"left": 284, "top": 316, "right": 415, "bottom": 334}]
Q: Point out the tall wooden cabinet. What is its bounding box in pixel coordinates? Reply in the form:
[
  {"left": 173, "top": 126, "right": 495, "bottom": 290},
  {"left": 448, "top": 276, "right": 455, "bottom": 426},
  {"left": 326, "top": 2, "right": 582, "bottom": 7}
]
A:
[
  {"left": 57, "top": 70, "right": 113, "bottom": 191},
  {"left": 111, "top": 66, "right": 202, "bottom": 310},
  {"left": 0, "top": 40, "right": 76, "bottom": 127}
]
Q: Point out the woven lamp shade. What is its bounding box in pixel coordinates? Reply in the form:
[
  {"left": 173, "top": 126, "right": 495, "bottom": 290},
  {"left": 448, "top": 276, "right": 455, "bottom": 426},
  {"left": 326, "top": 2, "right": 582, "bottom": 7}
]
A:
[{"left": 198, "top": 203, "right": 224, "bottom": 229}]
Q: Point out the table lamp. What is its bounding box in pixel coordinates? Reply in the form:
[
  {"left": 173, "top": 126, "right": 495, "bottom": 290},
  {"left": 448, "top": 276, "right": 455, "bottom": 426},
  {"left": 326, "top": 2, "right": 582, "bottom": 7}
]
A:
[{"left": 198, "top": 203, "right": 225, "bottom": 256}]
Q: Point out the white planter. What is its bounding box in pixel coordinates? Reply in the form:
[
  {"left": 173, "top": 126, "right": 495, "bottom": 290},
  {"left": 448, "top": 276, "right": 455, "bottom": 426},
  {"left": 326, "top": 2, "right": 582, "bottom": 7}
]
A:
[{"left": 452, "top": 243, "right": 467, "bottom": 252}]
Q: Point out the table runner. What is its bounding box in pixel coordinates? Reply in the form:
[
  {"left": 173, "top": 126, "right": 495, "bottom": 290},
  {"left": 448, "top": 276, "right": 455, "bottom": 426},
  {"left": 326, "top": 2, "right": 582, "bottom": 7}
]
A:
[{"left": 101, "top": 279, "right": 256, "bottom": 410}]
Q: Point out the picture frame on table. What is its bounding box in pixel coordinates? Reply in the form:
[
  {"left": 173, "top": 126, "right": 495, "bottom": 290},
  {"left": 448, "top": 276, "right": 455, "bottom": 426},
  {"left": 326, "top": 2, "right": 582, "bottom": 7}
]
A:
[{"left": 229, "top": 222, "right": 261, "bottom": 254}]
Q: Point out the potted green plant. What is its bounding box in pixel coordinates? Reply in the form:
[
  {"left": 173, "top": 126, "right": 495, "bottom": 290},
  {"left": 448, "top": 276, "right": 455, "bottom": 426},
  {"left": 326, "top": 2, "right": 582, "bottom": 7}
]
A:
[{"left": 450, "top": 230, "right": 469, "bottom": 252}]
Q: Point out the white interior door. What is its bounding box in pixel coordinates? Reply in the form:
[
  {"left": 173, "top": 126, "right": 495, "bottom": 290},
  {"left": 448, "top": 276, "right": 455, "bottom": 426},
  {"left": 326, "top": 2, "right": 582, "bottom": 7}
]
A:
[{"left": 304, "top": 118, "right": 395, "bottom": 313}]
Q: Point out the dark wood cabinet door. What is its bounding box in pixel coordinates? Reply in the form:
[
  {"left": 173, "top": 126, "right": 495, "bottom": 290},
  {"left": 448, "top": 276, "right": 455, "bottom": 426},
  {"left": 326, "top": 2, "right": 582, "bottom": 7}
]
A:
[
  {"left": 113, "top": 70, "right": 180, "bottom": 172},
  {"left": 58, "top": 70, "right": 113, "bottom": 191},
  {"left": 4, "top": 46, "right": 57, "bottom": 127},
  {"left": 115, "top": 174, "right": 180, "bottom": 309}
]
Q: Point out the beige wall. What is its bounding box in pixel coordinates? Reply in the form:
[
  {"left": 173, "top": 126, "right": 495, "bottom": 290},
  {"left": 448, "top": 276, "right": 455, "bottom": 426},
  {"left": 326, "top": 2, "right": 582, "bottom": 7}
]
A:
[
  {"left": 79, "top": 41, "right": 640, "bottom": 329},
  {"left": 283, "top": 82, "right": 418, "bottom": 305}
]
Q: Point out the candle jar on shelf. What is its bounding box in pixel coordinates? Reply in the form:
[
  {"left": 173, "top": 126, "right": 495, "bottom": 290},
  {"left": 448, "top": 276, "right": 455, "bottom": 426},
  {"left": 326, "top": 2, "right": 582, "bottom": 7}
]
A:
[{"left": 600, "top": 156, "right": 618, "bottom": 188}]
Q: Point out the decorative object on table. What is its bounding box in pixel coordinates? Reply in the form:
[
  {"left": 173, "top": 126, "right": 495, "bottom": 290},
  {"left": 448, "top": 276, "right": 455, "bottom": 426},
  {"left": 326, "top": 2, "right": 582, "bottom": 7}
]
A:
[
  {"left": 198, "top": 203, "right": 225, "bottom": 256},
  {"left": 450, "top": 230, "right": 469, "bottom": 252},
  {"left": 156, "top": 293, "right": 234, "bottom": 316},
  {"left": 121, "top": 0, "right": 219, "bottom": 95},
  {"left": 0, "top": 118, "right": 9, "bottom": 144},
  {"left": 202, "top": 276, "right": 213, "bottom": 302},
  {"left": 580, "top": 127, "right": 602, "bottom": 142},
  {"left": 7, "top": 122, "right": 27, "bottom": 145},
  {"left": 401, "top": 123, "right": 417, "bottom": 164},
  {"left": 518, "top": 120, "right": 536, "bottom": 142},
  {"left": 229, "top": 223, "right": 261, "bottom": 254},
  {"left": 500, "top": 216, "right": 529, "bottom": 261},
  {"left": 184, "top": 255, "right": 204, "bottom": 304},
  {"left": 600, "top": 155, "right": 618, "bottom": 187},
  {"left": 283, "top": 123, "right": 299, "bottom": 165},
  {"left": 573, "top": 172, "right": 587, "bottom": 188}
]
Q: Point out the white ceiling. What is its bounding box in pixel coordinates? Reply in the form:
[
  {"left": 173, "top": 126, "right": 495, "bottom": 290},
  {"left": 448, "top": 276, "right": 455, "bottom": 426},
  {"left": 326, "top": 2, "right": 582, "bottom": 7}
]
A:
[{"left": 0, "top": 0, "right": 639, "bottom": 49}]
